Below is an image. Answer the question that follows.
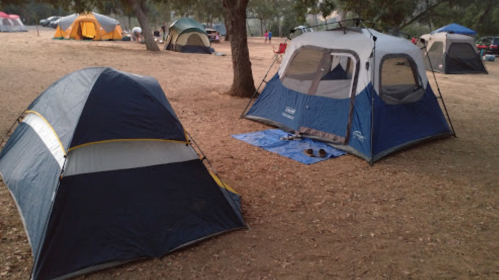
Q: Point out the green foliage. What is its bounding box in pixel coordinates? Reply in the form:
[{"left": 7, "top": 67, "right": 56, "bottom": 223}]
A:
[
  {"left": 293, "top": 0, "right": 499, "bottom": 37},
  {"left": 1, "top": 0, "right": 69, "bottom": 24}
]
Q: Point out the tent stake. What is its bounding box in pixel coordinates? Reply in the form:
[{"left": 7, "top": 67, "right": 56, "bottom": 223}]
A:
[{"left": 422, "top": 41, "right": 457, "bottom": 137}]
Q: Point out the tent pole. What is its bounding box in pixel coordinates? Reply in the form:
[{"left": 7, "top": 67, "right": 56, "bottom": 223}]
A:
[
  {"left": 362, "top": 21, "right": 376, "bottom": 166},
  {"left": 422, "top": 41, "right": 457, "bottom": 137},
  {"left": 30, "top": 155, "right": 68, "bottom": 279},
  {"left": 240, "top": 38, "right": 289, "bottom": 119},
  {"left": 369, "top": 37, "right": 377, "bottom": 166},
  {"left": 0, "top": 110, "right": 26, "bottom": 148}
]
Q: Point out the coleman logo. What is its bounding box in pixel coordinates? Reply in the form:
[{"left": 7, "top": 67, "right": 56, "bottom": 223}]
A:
[
  {"left": 353, "top": 131, "right": 365, "bottom": 142},
  {"left": 285, "top": 107, "right": 296, "bottom": 114},
  {"left": 282, "top": 106, "right": 296, "bottom": 120}
]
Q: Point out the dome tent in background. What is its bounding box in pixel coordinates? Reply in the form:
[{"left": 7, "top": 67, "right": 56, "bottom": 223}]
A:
[
  {"left": 0, "top": 12, "right": 27, "bottom": 32},
  {"left": 54, "top": 12, "right": 122, "bottom": 40},
  {"left": 0, "top": 67, "right": 246, "bottom": 280},
  {"left": 243, "top": 28, "right": 454, "bottom": 164},
  {"left": 165, "top": 18, "right": 212, "bottom": 54}
]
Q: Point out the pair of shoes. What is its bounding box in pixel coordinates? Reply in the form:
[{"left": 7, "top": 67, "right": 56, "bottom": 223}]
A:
[
  {"left": 280, "top": 135, "right": 294, "bottom": 141},
  {"left": 303, "top": 148, "right": 328, "bottom": 158}
]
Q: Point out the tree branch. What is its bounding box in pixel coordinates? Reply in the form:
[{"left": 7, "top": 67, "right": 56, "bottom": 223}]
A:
[{"left": 397, "top": 0, "right": 449, "bottom": 30}]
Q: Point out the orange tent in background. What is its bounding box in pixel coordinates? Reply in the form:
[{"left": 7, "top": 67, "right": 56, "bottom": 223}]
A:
[{"left": 54, "top": 12, "right": 122, "bottom": 40}]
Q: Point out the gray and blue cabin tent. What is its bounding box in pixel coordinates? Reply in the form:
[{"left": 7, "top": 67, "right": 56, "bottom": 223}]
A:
[
  {"left": 419, "top": 32, "right": 487, "bottom": 74},
  {"left": 244, "top": 28, "right": 454, "bottom": 163},
  {"left": 165, "top": 18, "right": 212, "bottom": 54},
  {"left": 0, "top": 67, "right": 245, "bottom": 280}
]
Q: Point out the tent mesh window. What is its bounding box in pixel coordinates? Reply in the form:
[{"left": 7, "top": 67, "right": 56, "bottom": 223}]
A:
[
  {"left": 447, "top": 43, "right": 485, "bottom": 73},
  {"left": 427, "top": 41, "right": 444, "bottom": 70},
  {"left": 316, "top": 54, "right": 355, "bottom": 99},
  {"left": 379, "top": 56, "right": 424, "bottom": 105},
  {"left": 282, "top": 47, "right": 324, "bottom": 94}
]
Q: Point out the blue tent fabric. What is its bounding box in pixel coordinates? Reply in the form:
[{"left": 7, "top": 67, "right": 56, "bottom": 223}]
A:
[
  {"left": 431, "top": 23, "right": 476, "bottom": 35},
  {"left": 70, "top": 68, "right": 186, "bottom": 148},
  {"left": 245, "top": 74, "right": 452, "bottom": 162},
  {"left": 0, "top": 67, "right": 245, "bottom": 280},
  {"left": 232, "top": 129, "right": 346, "bottom": 164}
]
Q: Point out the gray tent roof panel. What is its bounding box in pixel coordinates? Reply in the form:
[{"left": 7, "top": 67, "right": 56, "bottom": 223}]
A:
[
  {"left": 28, "top": 67, "right": 105, "bottom": 150},
  {"left": 57, "top": 13, "right": 78, "bottom": 31},
  {"left": 93, "top": 12, "right": 119, "bottom": 33}
]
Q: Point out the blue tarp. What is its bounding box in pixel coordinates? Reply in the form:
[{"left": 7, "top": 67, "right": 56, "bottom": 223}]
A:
[
  {"left": 431, "top": 23, "right": 476, "bottom": 35},
  {"left": 232, "top": 129, "right": 345, "bottom": 164}
]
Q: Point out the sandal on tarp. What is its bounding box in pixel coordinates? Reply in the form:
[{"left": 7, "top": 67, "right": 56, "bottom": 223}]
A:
[
  {"left": 318, "top": 149, "right": 327, "bottom": 158},
  {"left": 304, "top": 149, "right": 315, "bottom": 157}
]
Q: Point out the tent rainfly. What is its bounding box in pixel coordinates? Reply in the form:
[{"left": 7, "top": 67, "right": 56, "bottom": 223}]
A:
[
  {"left": 0, "top": 67, "right": 246, "bottom": 280},
  {"left": 165, "top": 18, "right": 212, "bottom": 54},
  {"left": 243, "top": 28, "right": 455, "bottom": 163},
  {"left": 54, "top": 12, "right": 122, "bottom": 40}
]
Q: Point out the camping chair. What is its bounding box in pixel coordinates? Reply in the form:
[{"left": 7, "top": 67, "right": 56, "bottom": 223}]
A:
[{"left": 273, "top": 43, "right": 287, "bottom": 60}]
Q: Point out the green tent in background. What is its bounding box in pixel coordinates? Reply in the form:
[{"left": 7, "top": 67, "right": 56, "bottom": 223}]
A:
[{"left": 165, "top": 18, "right": 212, "bottom": 54}]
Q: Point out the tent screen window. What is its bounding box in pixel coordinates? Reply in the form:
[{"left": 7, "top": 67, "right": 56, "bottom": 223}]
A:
[
  {"left": 315, "top": 54, "right": 355, "bottom": 99},
  {"left": 282, "top": 48, "right": 355, "bottom": 99},
  {"left": 380, "top": 56, "right": 424, "bottom": 104}
]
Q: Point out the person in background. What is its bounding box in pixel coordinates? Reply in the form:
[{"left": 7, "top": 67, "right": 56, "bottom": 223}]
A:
[
  {"left": 215, "top": 32, "right": 220, "bottom": 41},
  {"left": 161, "top": 22, "right": 166, "bottom": 41},
  {"left": 264, "top": 30, "right": 268, "bottom": 43},
  {"left": 268, "top": 30, "right": 272, "bottom": 44},
  {"left": 132, "top": 26, "right": 142, "bottom": 43}
]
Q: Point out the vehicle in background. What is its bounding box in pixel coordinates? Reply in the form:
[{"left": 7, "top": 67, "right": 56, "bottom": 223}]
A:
[
  {"left": 39, "top": 16, "right": 60, "bottom": 27},
  {"left": 289, "top": 25, "right": 313, "bottom": 40},
  {"left": 205, "top": 28, "right": 217, "bottom": 41},
  {"left": 49, "top": 18, "right": 61, "bottom": 29},
  {"left": 476, "top": 36, "right": 499, "bottom": 56}
]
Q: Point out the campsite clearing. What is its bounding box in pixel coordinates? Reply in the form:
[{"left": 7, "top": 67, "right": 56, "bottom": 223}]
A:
[{"left": 1, "top": 27, "right": 499, "bottom": 280}]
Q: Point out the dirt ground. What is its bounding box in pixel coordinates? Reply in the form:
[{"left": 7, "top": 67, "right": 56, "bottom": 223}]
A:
[{"left": 1, "top": 26, "right": 498, "bottom": 280}]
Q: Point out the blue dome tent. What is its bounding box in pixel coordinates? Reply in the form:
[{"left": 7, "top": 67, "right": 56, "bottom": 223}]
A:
[{"left": 0, "top": 67, "right": 245, "bottom": 280}]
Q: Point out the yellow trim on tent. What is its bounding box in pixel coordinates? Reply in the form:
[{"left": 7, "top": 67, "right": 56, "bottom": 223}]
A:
[
  {"left": 25, "top": 110, "right": 67, "bottom": 155},
  {"left": 68, "top": 138, "right": 189, "bottom": 152},
  {"left": 209, "top": 172, "right": 238, "bottom": 195}
]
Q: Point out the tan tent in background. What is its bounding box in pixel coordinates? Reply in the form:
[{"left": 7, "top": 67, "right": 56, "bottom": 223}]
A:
[{"left": 54, "top": 12, "right": 122, "bottom": 40}]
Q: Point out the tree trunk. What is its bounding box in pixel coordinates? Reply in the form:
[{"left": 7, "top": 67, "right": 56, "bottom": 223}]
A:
[
  {"left": 130, "top": 0, "right": 160, "bottom": 51},
  {"left": 340, "top": 10, "right": 347, "bottom": 21},
  {"left": 260, "top": 18, "right": 263, "bottom": 37},
  {"left": 397, "top": 0, "right": 448, "bottom": 30},
  {"left": 279, "top": 18, "right": 282, "bottom": 37},
  {"left": 223, "top": 0, "right": 256, "bottom": 97},
  {"left": 224, "top": 13, "right": 231, "bottom": 41},
  {"left": 474, "top": 0, "right": 493, "bottom": 32}
]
